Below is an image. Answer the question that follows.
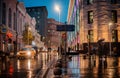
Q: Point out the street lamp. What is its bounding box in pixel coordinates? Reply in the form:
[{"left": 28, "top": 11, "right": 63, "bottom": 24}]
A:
[
  {"left": 55, "top": 4, "right": 61, "bottom": 24},
  {"left": 54, "top": 4, "right": 61, "bottom": 57},
  {"left": 108, "top": 22, "right": 113, "bottom": 56}
]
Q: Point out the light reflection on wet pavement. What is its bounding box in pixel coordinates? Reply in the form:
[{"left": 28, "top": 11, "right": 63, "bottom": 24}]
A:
[
  {"left": 65, "top": 55, "right": 120, "bottom": 78},
  {"left": 0, "top": 52, "right": 53, "bottom": 78},
  {"left": 1, "top": 52, "right": 120, "bottom": 78}
]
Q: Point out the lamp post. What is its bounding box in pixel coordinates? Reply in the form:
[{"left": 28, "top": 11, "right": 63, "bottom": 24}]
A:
[
  {"left": 55, "top": 4, "right": 61, "bottom": 24},
  {"left": 108, "top": 22, "right": 112, "bottom": 56},
  {"left": 54, "top": 4, "right": 61, "bottom": 57}
]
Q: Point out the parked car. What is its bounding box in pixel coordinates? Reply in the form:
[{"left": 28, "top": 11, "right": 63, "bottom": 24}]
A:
[{"left": 16, "top": 47, "right": 36, "bottom": 59}]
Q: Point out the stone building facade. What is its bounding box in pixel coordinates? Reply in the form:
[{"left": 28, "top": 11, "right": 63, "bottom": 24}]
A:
[
  {"left": 67, "top": 0, "right": 120, "bottom": 53},
  {"left": 0, "top": 0, "right": 41, "bottom": 54}
]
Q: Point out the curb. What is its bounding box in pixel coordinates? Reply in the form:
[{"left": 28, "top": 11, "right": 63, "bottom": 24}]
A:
[
  {"left": 42, "top": 67, "right": 50, "bottom": 78},
  {"left": 42, "top": 58, "right": 56, "bottom": 78},
  {"left": 35, "top": 57, "right": 56, "bottom": 78}
]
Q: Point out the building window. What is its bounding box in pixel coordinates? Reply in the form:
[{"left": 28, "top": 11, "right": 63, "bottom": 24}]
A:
[
  {"left": 88, "top": 30, "right": 93, "bottom": 42},
  {"left": 111, "top": 10, "right": 117, "bottom": 23},
  {"left": 28, "top": 9, "right": 31, "bottom": 12},
  {"left": 8, "top": 8, "right": 12, "bottom": 28},
  {"left": 48, "top": 30, "right": 50, "bottom": 33},
  {"left": 2, "top": 3, "right": 6, "bottom": 24},
  {"left": 88, "top": 11, "right": 93, "bottom": 24},
  {"left": 112, "top": 30, "right": 118, "bottom": 42},
  {"left": 87, "top": 0, "right": 93, "bottom": 5},
  {"left": 13, "top": 13, "right": 16, "bottom": 30},
  {"left": 37, "top": 16, "right": 40, "bottom": 18},
  {"left": 38, "top": 12, "right": 40, "bottom": 15},
  {"left": 110, "top": 0, "right": 117, "bottom": 4},
  {"left": 37, "top": 21, "right": 40, "bottom": 23}
]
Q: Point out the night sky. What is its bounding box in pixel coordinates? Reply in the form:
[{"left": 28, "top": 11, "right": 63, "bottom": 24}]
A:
[{"left": 19, "top": 0, "right": 69, "bottom": 23}]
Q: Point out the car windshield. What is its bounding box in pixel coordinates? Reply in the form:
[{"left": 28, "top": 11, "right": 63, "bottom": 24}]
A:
[{"left": 21, "top": 48, "right": 34, "bottom": 51}]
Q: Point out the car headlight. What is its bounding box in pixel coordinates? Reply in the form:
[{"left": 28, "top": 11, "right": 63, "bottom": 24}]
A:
[{"left": 27, "top": 51, "right": 31, "bottom": 56}]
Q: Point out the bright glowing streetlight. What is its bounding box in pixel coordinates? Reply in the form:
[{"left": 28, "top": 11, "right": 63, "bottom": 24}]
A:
[
  {"left": 54, "top": 4, "right": 61, "bottom": 24},
  {"left": 108, "top": 22, "right": 113, "bottom": 56},
  {"left": 54, "top": 4, "right": 61, "bottom": 58}
]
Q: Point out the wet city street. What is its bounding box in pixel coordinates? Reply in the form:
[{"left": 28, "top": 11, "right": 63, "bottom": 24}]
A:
[
  {"left": 1, "top": 52, "right": 120, "bottom": 78},
  {"left": 0, "top": 52, "right": 57, "bottom": 78}
]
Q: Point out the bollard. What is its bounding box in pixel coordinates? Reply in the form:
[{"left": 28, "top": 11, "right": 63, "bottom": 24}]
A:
[
  {"left": 57, "top": 59, "right": 62, "bottom": 63},
  {"left": 62, "top": 61, "right": 67, "bottom": 68},
  {"left": 68, "top": 55, "right": 72, "bottom": 59},
  {"left": 53, "top": 67, "right": 62, "bottom": 75},
  {"left": 54, "top": 62, "right": 62, "bottom": 68}
]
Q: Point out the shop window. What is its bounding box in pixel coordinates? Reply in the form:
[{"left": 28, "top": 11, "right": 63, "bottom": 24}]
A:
[{"left": 88, "top": 11, "right": 93, "bottom": 24}]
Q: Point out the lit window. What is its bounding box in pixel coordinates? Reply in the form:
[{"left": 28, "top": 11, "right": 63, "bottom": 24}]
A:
[
  {"left": 37, "top": 16, "right": 39, "bottom": 18},
  {"left": 88, "top": 30, "right": 93, "bottom": 42},
  {"left": 87, "top": 0, "right": 93, "bottom": 5},
  {"left": 111, "top": 10, "right": 117, "bottom": 23},
  {"left": 48, "top": 30, "right": 50, "bottom": 32},
  {"left": 37, "top": 21, "right": 40, "bottom": 23},
  {"left": 38, "top": 12, "right": 40, "bottom": 14},
  {"left": 88, "top": 11, "right": 93, "bottom": 24},
  {"left": 112, "top": 30, "right": 118, "bottom": 42}
]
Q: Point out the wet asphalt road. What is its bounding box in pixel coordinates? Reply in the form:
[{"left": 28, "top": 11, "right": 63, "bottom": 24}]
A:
[
  {"left": 0, "top": 52, "right": 52, "bottom": 78},
  {"left": 1, "top": 52, "right": 120, "bottom": 78}
]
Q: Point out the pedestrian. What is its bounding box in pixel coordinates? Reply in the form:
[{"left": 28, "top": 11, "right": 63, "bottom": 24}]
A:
[
  {"left": 98, "top": 41, "right": 104, "bottom": 59},
  {"left": 113, "top": 47, "right": 117, "bottom": 56}
]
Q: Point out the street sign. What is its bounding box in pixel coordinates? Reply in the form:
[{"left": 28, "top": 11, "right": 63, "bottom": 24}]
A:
[
  {"left": 56, "top": 25, "right": 75, "bottom": 31},
  {"left": 1, "top": 27, "right": 7, "bottom": 33},
  {"left": 0, "top": 25, "right": 7, "bottom": 34}
]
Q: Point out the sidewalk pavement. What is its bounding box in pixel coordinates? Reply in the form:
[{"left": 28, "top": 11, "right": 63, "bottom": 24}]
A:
[
  {"left": 35, "top": 53, "right": 58, "bottom": 78},
  {"left": 44, "top": 54, "right": 120, "bottom": 78}
]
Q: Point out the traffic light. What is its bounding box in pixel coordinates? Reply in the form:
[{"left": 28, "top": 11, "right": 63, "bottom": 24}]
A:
[{"left": 62, "top": 33, "right": 66, "bottom": 39}]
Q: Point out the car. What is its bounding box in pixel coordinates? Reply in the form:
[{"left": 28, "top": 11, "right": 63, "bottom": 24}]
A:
[{"left": 16, "top": 47, "right": 36, "bottom": 59}]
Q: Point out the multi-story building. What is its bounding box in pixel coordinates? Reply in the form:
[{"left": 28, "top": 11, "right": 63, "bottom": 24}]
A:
[
  {"left": 16, "top": 1, "right": 26, "bottom": 50},
  {"left": 0, "top": 0, "right": 18, "bottom": 52},
  {"left": 67, "top": 0, "right": 120, "bottom": 53},
  {"left": 67, "top": 0, "right": 80, "bottom": 50},
  {"left": 47, "top": 18, "right": 61, "bottom": 50},
  {"left": 26, "top": 6, "right": 48, "bottom": 41},
  {"left": 0, "top": 0, "right": 41, "bottom": 54}
]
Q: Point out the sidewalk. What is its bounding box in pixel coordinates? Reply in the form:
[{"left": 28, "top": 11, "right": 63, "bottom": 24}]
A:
[
  {"left": 35, "top": 52, "right": 58, "bottom": 78},
  {"left": 45, "top": 54, "right": 120, "bottom": 78},
  {"left": 45, "top": 55, "right": 80, "bottom": 78}
]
